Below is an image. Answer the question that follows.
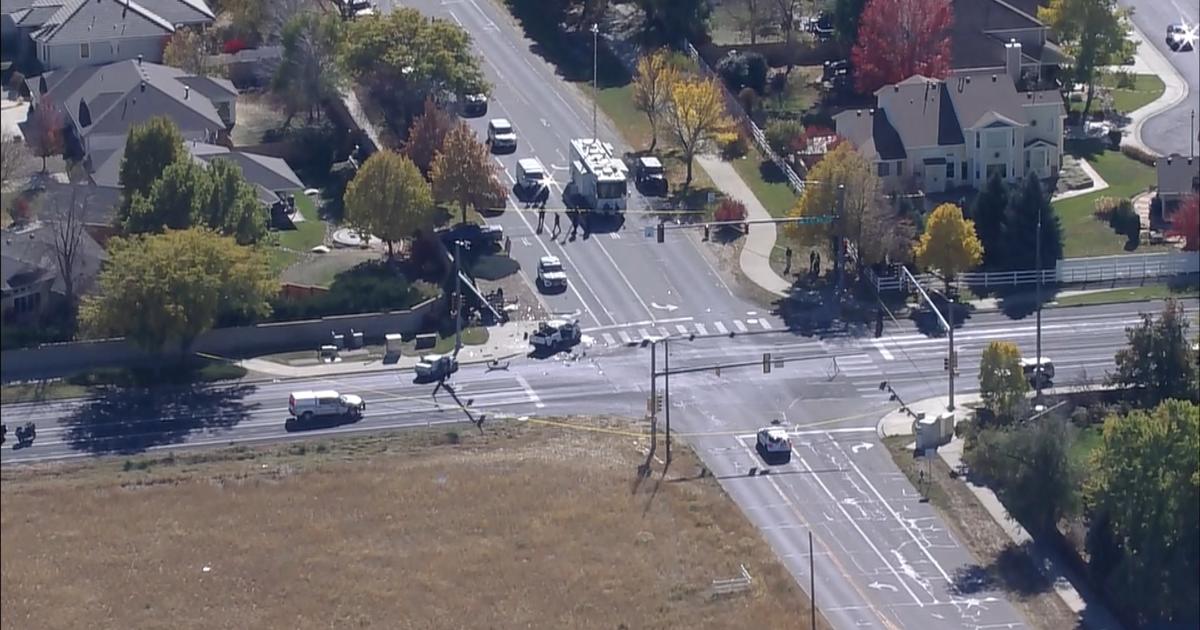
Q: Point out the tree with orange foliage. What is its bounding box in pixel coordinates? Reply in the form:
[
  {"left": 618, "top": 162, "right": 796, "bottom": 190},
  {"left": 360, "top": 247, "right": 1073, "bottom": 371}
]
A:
[
  {"left": 1167, "top": 195, "right": 1200, "bottom": 251},
  {"left": 850, "top": 0, "right": 954, "bottom": 95}
]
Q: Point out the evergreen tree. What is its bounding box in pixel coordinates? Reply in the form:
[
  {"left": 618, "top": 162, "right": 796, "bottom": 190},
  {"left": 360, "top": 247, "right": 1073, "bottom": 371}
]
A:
[
  {"left": 971, "top": 172, "right": 1009, "bottom": 269},
  {"left": 1003, "top": 175, "right": 1063, "bottom": 271}
]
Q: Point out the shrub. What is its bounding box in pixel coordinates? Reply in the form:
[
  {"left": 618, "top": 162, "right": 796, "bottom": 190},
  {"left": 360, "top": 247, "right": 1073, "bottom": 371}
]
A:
[
  {"left": 1108, "top": 200, "right": 1142, "bottom": 244},
  {"left": 1106, "top": 128, "right": 1122, "bottom": 149},
  {"left": 1093, "top": 196, "right": 1124, "bottom": 223},
  {"left": 765, "top": 120, "right": 805, "bottom": 156},
  {"left": 737, "top": 87, "right": 759, "bottom": 116},
  {"left": 768, "top": 71, "right": 788, "bottom": 98},
  {"left": 714, "top": 198, "right": 748, "bottom": 223},
  {"left": 718, "top": 130, "right": 749, "bottom": 159},
  {"left": 715, "top": 51, "right": 767, "bottom": 95},
  {"left": 1120, "top": 143, "right": 1157, "bottom": 167},
  {"left": 1113, "top": 70, "right": 1136, "bottom": 89}
]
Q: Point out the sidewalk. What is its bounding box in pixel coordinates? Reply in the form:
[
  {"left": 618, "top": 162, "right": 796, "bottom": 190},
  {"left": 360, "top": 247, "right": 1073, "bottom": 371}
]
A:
[
  {"left": 695, "top": 154, "right": 793, "bottom": 298},
  {"left": 877, "top": 395, "right": 1122, "bottom": 630},
  {"left": 1120, "top": 24, "right": 1190, "bottom": 157},
  {"left": 238, "top": 321, "right": 538, "bottom": 379}
]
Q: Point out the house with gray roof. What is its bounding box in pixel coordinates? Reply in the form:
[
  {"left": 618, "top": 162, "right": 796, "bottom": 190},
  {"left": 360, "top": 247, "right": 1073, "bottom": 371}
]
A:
[
  {"left": 27, "top": 57, "right": 236, "bottom": 171},
  {"left": 835, "top": 64, "right": 1065, "bottom": 194},
  {"left": 8, "top": 0, "right": 214, "bottom": 71},
  {"left": 1155, "top": 154, "right": 1199, "bottom": 219},
  {"left": 949, "top": 0, "right": 1066, "bottom": 88}
]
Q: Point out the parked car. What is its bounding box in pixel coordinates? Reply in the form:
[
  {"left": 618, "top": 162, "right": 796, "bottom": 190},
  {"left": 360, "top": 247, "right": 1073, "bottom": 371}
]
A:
[
  {"left": 632, "top": 156, "right": 667, "bottom": 196},
  {"left": 487, "top": 118, "right": 517, "bottom": 152},
  {"left": 537, "top": 256, "right": 568, "bottom": 292},
  {"left": 516, "top": 157, "right": 551, "bottom": 202},
  {"left": 462, "top": 92, "right": 488, "bottom": 116},
  {"left": 438, "top": 223, "right": 504, "bottom": 248}
]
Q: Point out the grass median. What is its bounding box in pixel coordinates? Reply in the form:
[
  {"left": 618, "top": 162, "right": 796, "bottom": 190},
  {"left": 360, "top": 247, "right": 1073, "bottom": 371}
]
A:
[{"left": 1, "top": 420, "right": 829, "bottom": 629}]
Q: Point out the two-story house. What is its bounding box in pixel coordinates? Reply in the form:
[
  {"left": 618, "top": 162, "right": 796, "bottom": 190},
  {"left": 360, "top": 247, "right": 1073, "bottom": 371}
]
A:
[
  {"left": 8, "top": 0, "right": 214, "bottom": 71},
  {"left": 26, "top": 57, "right": 236, "bottom": 172},
  {"left": 950, "top": 0, "right": 1067, "bottom": 88},
  {"left": 834, "top": 43, "right": 1066, "bottom": 194}
]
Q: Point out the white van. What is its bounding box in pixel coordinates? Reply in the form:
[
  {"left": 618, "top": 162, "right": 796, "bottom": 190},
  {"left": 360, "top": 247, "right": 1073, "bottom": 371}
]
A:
[
  {"left": 288, "top": 390, "right": 365, "bottom": 422},
  {"left": 516, "top": 158, "right": 549, "bottom": 199},
  {"left": 487, "top": 118, "right": 517, "bottom": 152}
]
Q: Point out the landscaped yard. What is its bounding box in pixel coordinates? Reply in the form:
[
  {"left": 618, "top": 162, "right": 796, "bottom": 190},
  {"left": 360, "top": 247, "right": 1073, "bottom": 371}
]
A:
[
  {"left": 1052, "top": 149, "right": 1168, "bottom": 258},
  {"left": 1070, "top": 73, "right": 1165, "bottom": 117},
  {"left": 270, "top": 193, "right": 327, "bottom": 274},
  {"left": 730, "top": 151, "right": 796, "bottom": 218},
  {"left": 0, "top": 359, "right": 248, "bottom": 404}
]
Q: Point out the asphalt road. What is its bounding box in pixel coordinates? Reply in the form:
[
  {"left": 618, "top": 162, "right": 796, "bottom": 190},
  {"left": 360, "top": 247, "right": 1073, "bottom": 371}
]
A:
[
  {"left": 386, "top": 0, "right": 768, "bottom": 333},
  {"left": 7, "top": 300, "right": 1194, "bottom": 629},
  {"left": 1122, "top": 0, "right": 1199, "bottom": 157}
]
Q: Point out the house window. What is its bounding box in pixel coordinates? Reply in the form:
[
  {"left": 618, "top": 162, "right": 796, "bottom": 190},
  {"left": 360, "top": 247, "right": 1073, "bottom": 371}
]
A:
[
  {"left": 986, "top": 163, "right": 1008, "bottom": 180},
  {"left": 945, "top": 162, "right": 954, "bottom": 178},
  {"left": 961, "top": 163, "right": 967, "bottom": 180},
  {"left": 13, "top": 292, "right": 41, "bottom": 314},
  {"left": 975, "top": 134, "right": 980, "bottom": 149},
  {"left": 877, "top": 162, "right": 890, "bottom": 177},
  {"left": 80, "top": 43, "right": 89, "bottom": 59}
]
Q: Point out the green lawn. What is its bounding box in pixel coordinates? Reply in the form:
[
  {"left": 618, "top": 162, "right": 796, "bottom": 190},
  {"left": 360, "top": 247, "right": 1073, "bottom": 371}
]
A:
[
  {"left": 1070, "top": 74, "right": 1165, "bottom": 116},
  {"left": 1052, "top": 150, "right": 1166, "bottom": 258},
  {"left": 270, "top": 194, "right": 326, "bottom": 273},
  {"left": 730, "top": 152, "right": 797, "bottom": 218},
  {"left": 0, "top": 360, "right": 248, "bottom": 404},
  {"left": 1056, "top": 284, "right": 1200, "bottom": 307}
]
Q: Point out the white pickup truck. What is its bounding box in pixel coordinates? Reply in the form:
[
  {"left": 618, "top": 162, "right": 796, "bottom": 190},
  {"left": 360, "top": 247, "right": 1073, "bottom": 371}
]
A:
[
  {"left": 288, "top": 390, "right": 365, "bottom": 422},
  {"left": 415, "top": 353, "right": 459, "bottom": 380},
  {"left": 530, "top": 319, "right": 582, "bottom": 351}
]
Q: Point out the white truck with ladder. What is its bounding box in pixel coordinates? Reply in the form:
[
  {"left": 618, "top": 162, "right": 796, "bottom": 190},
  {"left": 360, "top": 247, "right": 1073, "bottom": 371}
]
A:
[{"left": 568, "top": 138, "right": 629, "bottom": 212}]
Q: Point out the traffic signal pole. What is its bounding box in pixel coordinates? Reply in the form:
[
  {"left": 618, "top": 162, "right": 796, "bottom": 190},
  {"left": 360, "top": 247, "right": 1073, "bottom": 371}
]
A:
[{"left": 901, "top": 266, "right": 955, "bottom": 410}]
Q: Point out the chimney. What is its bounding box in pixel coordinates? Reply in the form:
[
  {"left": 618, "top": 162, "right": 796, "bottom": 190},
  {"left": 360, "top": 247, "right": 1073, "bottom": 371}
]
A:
[
  {"left": 140, "top": 80, "right": 145, "bottom": 92},
  {"left": 1004, "top": 39, "right": 1021, "bottom": 83},
  {"left": 991, "top": 74, "right": 997, "bottom": 83},
  {"left": 184, "top": 86, "right": 190, "bottom": 99},
  {"left": 137, "top": 54, "right": 143, "bottom": 66}
]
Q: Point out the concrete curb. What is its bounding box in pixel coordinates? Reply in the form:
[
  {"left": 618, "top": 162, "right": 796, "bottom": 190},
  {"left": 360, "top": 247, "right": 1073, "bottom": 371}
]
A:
[{"left": 1121, "top": 24, "right": 1191, "bottom": 157}]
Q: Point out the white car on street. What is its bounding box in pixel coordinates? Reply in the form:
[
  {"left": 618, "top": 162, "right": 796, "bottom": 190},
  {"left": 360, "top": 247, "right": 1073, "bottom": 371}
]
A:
[
  {"left": 537, "top": 255, "right": 568, "bottom": 291},
  {"left": 756, "top": 426, "right": 792, "bottom": 459},
  {"left": 487, "top": 118, "right": 517, "bottom": 152}
]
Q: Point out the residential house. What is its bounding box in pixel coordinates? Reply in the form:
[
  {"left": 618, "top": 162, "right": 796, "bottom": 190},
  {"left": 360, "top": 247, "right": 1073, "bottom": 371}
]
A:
[
  {"left": 834, "top": 58, "right": 1065, "bottom": 194},
  {"left": 950, "top": 0, "right": 1066, "bottom": 88},
  {"left": 7, "top": 0, "right": 214, "bottom": 71},
  {"left": 1155, "top": 154, "right": 1199, "bottom": 219},
  {"left": 26, "top": 57, "right": 236, "bottom": 172},
  {"left": 1, "top": 185, "right": 108, "bottom": 319}
]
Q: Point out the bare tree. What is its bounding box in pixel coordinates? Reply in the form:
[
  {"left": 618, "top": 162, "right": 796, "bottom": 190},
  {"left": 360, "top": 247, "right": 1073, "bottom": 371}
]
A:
[
  {"left": 774, "top": 0, "right": 803, "bottom": 61},
  {"left": 1, "top": 135, "right": 34, "bottom": 192},
  {"left": 738, "top": 0, "right": 763, "bottom": 44},
  {"left": 47, "top": 184, "right": 92, "bottom": 308}
]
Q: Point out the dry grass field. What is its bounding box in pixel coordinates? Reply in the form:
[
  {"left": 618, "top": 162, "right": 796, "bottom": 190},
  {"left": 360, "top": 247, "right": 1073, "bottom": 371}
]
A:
[{"left": 1, "top": 419, "right": 828, "bottom": 630}]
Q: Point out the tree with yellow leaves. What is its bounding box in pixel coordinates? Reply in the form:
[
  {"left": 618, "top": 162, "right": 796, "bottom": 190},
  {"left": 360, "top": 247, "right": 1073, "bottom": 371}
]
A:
[
  {"left": 978, "top": 340, "right": 1029, "bottom": 422},
  {"left": 663, "top": 77, "right": 733, "bottom": 187},
  {"left": 913, "top": 202, "right": 983, "bottom": 287},
  {"left": 632, "top": 49, "right": 680, "bottom": 152}
]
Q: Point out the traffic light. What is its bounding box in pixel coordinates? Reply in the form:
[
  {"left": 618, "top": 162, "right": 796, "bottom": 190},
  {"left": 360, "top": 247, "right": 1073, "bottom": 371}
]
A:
[
  {"left": 656, "top": 222, "right": 665, "bottom": 243},
  {"left": 943, "top": 356, "right": 950, "bottom": 371},
  {"left": 763, "top": 352, "right": 772, "bottom": 374}
]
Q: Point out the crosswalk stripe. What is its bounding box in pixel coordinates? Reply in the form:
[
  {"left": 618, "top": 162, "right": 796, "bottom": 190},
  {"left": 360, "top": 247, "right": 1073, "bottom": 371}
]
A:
[
  {"left": 714, "top": 321, "right": 729, "bottom": 335},
  {"left": 695, "top": 323, "right": 709, "bottom": 336},
  {"left": 638, "top": 328, "right": 652, "bottom": 340},
  {"left": 759, "top": 318, "right": 773, "bottom": 330},
  {"left": 733, "top": 320, "right": 748, "bottom": 333},
  {"left": 619, "top": 330, "right": 633, "bottom": 344},
  {"left": 602, "top": 333, "right": 616, "bottom": 345},
  {"left": 676, "top": 324, "right": 689, "bottom": 335},
  {"left": 656, "top": 327, "right": 670, "bottom": 338}
]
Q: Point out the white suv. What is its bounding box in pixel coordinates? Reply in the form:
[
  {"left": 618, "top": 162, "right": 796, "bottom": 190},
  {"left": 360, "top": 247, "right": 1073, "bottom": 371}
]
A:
[
  {"left": 537, "top": 255, "right": 568, "bottom": 291},
  {"left": 487, "top": 118, "right": 517, "bottom": 152},
  {"left": 756, "top": 426, "right": 792, "bottom": 459}
]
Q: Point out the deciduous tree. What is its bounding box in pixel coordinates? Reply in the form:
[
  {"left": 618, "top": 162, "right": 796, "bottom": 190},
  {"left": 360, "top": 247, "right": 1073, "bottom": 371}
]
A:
[
  {"left": 79, "top": 228, "right": 276, "bottom": 355},
  {"left": 833, "top": 0, "right": 867, "bottom": 45},
  {"left": 971, "top": 172, "right": 1009, "bottom": 269},
  {"left": 118, "top": 117, "right": 187, "bottom": 212},
  {"left": 46, "top": 184, "right": 93, "bottom": 309},
  {"left": 1, "top": 135, "right": 33, "bottom": 192},
  {"left": 913, "top": 202, "right": 983, "bottom": 286},
  {"left": 202, "top": 158, "right": 268, "bottom": 245},
  {"left": 1167, "top": 194, "right": 1199, "bottom": 251},
  {"left": 773, "top": 0, "right": 803, "bottom": 66},
  {"left": 163, "top": 28, "right": 222, "bottom": 77},
  {"left": 344, "top": 151, "right": 435, "bottom": 259},
  {"left": 1039, "top": 0, "right": 1133, "bottom": 121},
  {"left": 786, "top": 143, "right": 909, "bottom": 269},
  {"left": 1085, "top": 400, "right": 1200, "bottom": 624},
  {"left": 124, "top": 160, "right": 212, "bottom": 235},
  {"left": 632, "top": 49, "right": 679, "bottom": 152},
  {"left": 430, "top": 123, "right": 508, "bottom": 224},
  {"left": 638, "top": 0, "right": 710, "bottom": 43},
  {"left": 964, "top": 416, "right": 1078, "bottom": 535},
  {"left": 978, "top": 341, "right": 1029, "bottom": 422},
  {"left": 273, "top": 12, "right": 343, "bottom": 125},
  {"left": 663, "top": 77, "right": 733, "bottom": 187},
  {"left": 26, "top": 100, "right": 65, "bottom": 172},
  {"left": 1109, "top": 299, "right": 1199, "bottom": 406},
  {"left": 404, "top": 99, "right": 455, "bottom": 176},
  {"left": 851, "top": 0, "right": 953, "bottom": 95}
]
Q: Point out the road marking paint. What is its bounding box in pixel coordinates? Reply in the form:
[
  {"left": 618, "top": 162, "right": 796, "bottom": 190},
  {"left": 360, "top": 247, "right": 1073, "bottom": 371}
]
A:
[
  {"left": 733, "top": 320, "right": 748, "bottom": 333},
  {"left": 618, "top": 330, "right": 633, "bottom": 344},
  {"left": 582, "top": 316, "right": 694, "bottom": 333},
  {"left": 759, "top": 318, "right": 773, "bottom": 330},
  {"left": 732, "top": 427, "right": 878, "bottom": 440},
  {"left": 695, "top": 323, "right": 709, "bottom": 336},
  {"left": 610, "top": 232, "right": 620, "bottom": 239},
  {"left": 638, "top": 328, "right": 652, "bottom": 340},
  {"left": 520, "top": 237, "right": 530, "bottom": 247},
  {"left": 714, "top": 321, "right": 729, "bottom": 335},
  {"left": 871, "top": 339, "right": 895, "bottom": 361},
  {"left": 656, "top": 327, "right": 670, "bottom": 338},
  {"left": 601, "top": 333, "right": 616, "bottom": 345},
  {"left": 513, "top": 373, "right": 544, "bottom": 408},
  {"left": 676, "top": 324, "right": 690, "bottom": 335}
]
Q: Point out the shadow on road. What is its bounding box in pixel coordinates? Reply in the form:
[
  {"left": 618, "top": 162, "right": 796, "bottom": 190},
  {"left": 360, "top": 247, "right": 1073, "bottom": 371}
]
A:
[
  {"left": 949, "top": 541, "right": 1055, "bottom": 597},
  {"left": 61, "top": 383, "right": 259, "bottom": 455}
]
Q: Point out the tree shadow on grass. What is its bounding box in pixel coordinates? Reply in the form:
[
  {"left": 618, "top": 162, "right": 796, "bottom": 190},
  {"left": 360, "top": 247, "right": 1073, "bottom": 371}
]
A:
[
  {"left": 61, "top": 383, "right": 260, "bottom": 455},
  {"left": 950, "top": 541, "right": 1056, "bottom": 598},
  {"left": 503, "top": 0, "right": 631, "bottom": 87}
]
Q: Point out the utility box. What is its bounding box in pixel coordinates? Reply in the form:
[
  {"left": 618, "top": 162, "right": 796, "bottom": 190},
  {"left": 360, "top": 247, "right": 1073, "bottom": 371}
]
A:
[
  {"left": 331, "top": 331, "right": 345, "bottom": 349},
  {"left": 348, "top": 329, "right": 364, "bottom": 349},
  {"left": 415, "top": 333, "right": 437, "bottom": 350},
  {"left": 914, "top": 411, "right": 955, "bottom": 452},
  {"left": 318, "top": 344, "right": 339, "bottom": 362},
  {"left": 385, "top": 334, "right": 404, "bottom": 356}
]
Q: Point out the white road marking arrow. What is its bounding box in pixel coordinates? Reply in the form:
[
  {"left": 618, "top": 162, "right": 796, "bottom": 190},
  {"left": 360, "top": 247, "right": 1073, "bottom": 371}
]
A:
[
  {"left": 868, "top": 581, "right": 898, "bottom": 592},
  {"left": 850, "top": 442, "right": 874, "bottom": 454},
  {"left": 650, "top": 302, "right": 679, "bottom": 312}
]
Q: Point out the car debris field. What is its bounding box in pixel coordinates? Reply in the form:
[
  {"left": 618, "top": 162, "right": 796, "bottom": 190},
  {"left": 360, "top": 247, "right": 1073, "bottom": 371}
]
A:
[{"left": 1, "top": 420, "right": 826, "bottom": 630}]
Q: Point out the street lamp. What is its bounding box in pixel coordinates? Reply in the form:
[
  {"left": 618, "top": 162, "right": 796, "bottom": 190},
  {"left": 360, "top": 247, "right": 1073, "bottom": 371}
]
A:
[
  {"left": 453, "top": 239, "right": 470, "bottom": 357},
  {"left": 1034, "top": 199, "right": 1043, "bottom": 400},
  {"left": 591, "top": 23, "right": 599, "bottom": 141}
]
